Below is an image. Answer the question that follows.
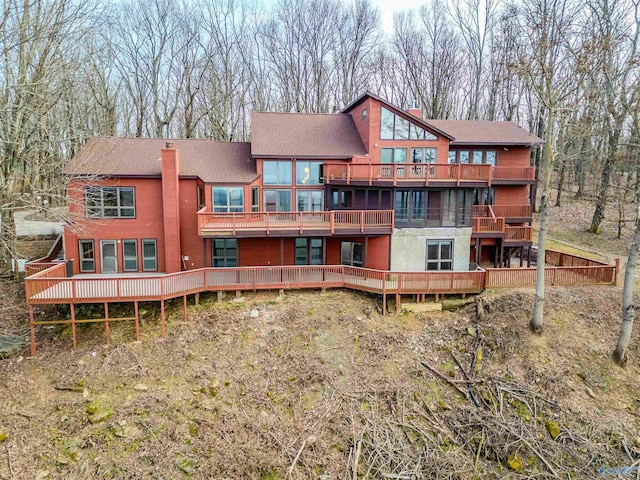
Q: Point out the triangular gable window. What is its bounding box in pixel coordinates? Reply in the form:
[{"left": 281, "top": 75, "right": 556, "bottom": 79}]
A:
[{"left": 380, "top": 106, "right": 437, "bottom": 140}]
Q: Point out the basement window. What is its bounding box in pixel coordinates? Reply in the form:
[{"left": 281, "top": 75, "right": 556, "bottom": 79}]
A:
[{"left": 426, "top": 240, "right": 453, "bottom": 271}]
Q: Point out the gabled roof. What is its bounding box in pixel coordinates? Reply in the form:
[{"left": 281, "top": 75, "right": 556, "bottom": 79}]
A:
[
  {"left": 428, "top": 120, "right": 544, "bottom": 146},
  {"left": 251, "top": 112, "right": 367, "bottom": 158},
  {"left": 64, "top": 137, "right": 257, "bottom": 183},
  {"left": 340, "top": 91, "right": 456, "bottom": 141}
]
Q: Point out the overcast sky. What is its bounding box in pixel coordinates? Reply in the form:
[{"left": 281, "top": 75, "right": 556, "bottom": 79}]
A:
[{"left": 370, "top": 0, "right": 425, "bottom": 33}]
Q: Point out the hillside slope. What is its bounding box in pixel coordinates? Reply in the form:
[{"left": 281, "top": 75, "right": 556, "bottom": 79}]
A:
[{"left": 0, "top": 285, "right": 638, "bottom": 479}]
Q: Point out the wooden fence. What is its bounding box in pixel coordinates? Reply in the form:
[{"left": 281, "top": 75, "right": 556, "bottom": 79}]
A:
[{"left": 484, "top": 250, "right": 617, "bottom": 288}]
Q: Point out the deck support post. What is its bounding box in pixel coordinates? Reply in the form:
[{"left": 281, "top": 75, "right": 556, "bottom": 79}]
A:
[
  {"left": 70, "top": 303, "right": 77, "bottom": 350},
  {"left": 382, "top": 293, "right": 387, "bottom": 315},
  {"left": 527, "top": 246, "right": 531, "bottom": 267},
  {"left": 195, "top": 292, "right": 199, "bottom": 306},
  {"left": 160, "top": 299, "right": 165, "bottom": 338},
  {"left": 29, "top": 304, "right": 36, "bottom": 356},
  {"left": 217, "top": 291, "right": 223, "bottom": 302},
  {"left": 183, "top": 295, "right": 187, "bottom": 322},
  {"left": 236, "top": 290, "right": 241, "bottom": 298},
  {"left": 104, "top": 302, "right": 110, "bottom": 345},
  {"left": 395, "top": 293, "right": 401, "bottom": 313},
  {"left": 134, "top": 301, "right": 140, "bottom": 341}
]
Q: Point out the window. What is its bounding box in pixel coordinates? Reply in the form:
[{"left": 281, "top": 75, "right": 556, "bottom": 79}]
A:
[
  {"left": 485, "top": 151, "right": 497, "bottom": 166},
  {"left": 251, "top": 186, "right": 259, "bottom": 212},
  {"left": 395, "top": 191, "right": 426, "bottom": 226},
  {"left": 79, "top": 240, "right": 95, "bottom": 272},
  {"left": 85, "top": 186, "right": 135, "bottom": 218},
  {"left": 197, "top": 186, "right": 205, "bottom": 210},
  {"left": 411, "top": 147, "right": 437, "bottom": 163},
  {"left": 330, "top": 189, "right": 353, "bottom": 209},
  {"left": 361, "top": 108, "right": 367, "bottom": 120},
  {"left": 381, "top": 147, "right": 407, "bottom": 164},
  {"left": 341, "top": 241, "right": 363, "bottom": 267},
  {"left": 380, "top": 107, "right": 437, "bottom": 140},
  {"left": 213, "top": 187, "right": 244, "bottom": 213},
  {"left": 296, "top": 161, "right": 323, "bottom": 185},
  {"left": 473, "top": 187, "right": 495, "bottom": 206},
  {"left": 122, "top": 239, "right": 138, "bottom": 271},
  {"left": 264, "top": 190, "right": 292, "bottom": 211},
  {"left": 448, "top": 151, "right": 457, "bottom": 164},
  {"left": 142, "top": 239, "right": 157, "bottom": 271},
  {"left": 295, "top": 238, "right": 323, "bottom": 265},
  {"left": 426, "top": 240, "right": 453, "bottom": 271},
  {"left": 263, "top": 161, "right": 292, "bottom": 185},
  {"left": 472, "top": 151, "right": 483, "bottom": 164},
  {"left": 297, "top": 190, "right": 323, "bottom": 211},
  {"left": 212, "top": 239, "right": 237, "bottom": 267}
]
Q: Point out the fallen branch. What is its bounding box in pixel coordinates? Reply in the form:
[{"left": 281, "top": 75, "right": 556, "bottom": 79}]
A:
[
  {"left": 420, "top": 361, "right": 469, "bottom": 399},
  {"left": 286, "top": 438, "right": 307, "bottom": 477}
]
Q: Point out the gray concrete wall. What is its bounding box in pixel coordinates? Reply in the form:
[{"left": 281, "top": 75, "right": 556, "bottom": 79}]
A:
[{"left": 390, "top": 227, "right": 472, "bottom": 271}]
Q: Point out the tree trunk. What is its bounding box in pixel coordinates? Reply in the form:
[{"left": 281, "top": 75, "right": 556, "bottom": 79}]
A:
[
  {"left": 531, "top": 107, "right": 555, "bottom": 333},
  {"left": 555, "top": 154, "right": 566, "bottom": 207},
  {"left": 590, "top": 129, "right": 620, "bottom": 234},
  {"left": 0, "top": 205, "right": 18, "bottom": 280},
  {"left": 613, "top": 206, "right": 640, "bottom": 366}
]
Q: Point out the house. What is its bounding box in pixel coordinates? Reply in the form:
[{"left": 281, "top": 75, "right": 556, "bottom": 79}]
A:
[{"left": 62, "top": 92, "right": 543, "bottom": 277}]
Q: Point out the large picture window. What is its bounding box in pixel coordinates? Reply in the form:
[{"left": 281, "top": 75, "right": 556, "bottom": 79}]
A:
[
  {"left": 79, "top": 240, "right": 95, "bottom": 272},
  {"left": 263, "top": 161, "right": 292, "bottom": 185},
  {"left": 380, "top": 107, "right": 437, "bottom": 140},
  {"left": 264, "top": 189, "right": 292, "bottom": 211},
  {"left": 142, "top": 239, "right": 157, "bottom": 271},
  {"left": 213, "top": 187, "right": 244, "bottom": 213},
  {"left": 296, "top": 190, "right": 323, "bottom": 211},
  {"left": 295, "top": 238, "right": 323, "bottom": 265},
  {"left": 296, "top": 161, "right": 323, "bottom": 185},
  {"left": 85, "top": 186, "right": 135, "bottom": 218},
  {"left": 341, "top": 241, "right": 363, "bottom": 267},
  {"left": 411, "top": 147, "right": 437, "bottom": 163},
  {"left": 426, "top": 240, "right": 453, "bottom": 271},
  {"left": 381, "top": 147, "right": 407, "bottom": 164},
  {"left": 212, "top": 239, "right": 237, "bottom": 267}
]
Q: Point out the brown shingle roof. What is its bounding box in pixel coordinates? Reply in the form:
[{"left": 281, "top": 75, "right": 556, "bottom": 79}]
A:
[
  {"left": 427, "top": 120, "right": 544, "bottom": 146},
  {"left": 64, "top": 137, "right": 257, "bottom": 183},
  {"left": 251, "top": 112, "right": 367, "bottom": 157}
]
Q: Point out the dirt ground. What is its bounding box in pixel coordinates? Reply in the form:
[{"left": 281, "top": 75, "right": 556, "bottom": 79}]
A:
[
  {"left": 0, "top": 186, "right": 639, "bottom": 479},
  {"left": 0, "top": 285, "right": 638, "bottom": 479}
]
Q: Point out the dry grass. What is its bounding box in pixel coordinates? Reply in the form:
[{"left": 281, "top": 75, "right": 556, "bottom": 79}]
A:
[{"left": 0, "top": 286, "right": 638, "bottom": 479}]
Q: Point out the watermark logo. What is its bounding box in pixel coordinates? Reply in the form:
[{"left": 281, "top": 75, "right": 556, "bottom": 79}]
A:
[{"left": 600, "top": 465, "right": 640, "bottom": 477}]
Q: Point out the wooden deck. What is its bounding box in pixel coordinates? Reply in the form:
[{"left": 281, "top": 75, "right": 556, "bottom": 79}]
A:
[
  {"left": 26, "top": 264, "right": 486, "bottom": 304},
  {"left": 324, "top": 163, "right": 535, "bottom": 186},
  {"left": 197, "top": 209, "right": 394, "bottom": 237}
]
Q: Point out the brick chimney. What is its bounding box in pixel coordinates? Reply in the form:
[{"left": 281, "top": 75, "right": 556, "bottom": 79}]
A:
[
  {"left": 161, "top": 142, "right": 182, "bottom": 273},
  {"left": 407, "top": 101, "right": 421, "bottom": 119}
]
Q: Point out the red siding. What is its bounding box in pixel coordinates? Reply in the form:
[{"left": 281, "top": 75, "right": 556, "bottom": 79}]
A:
[
  {"left": 348, "top": 98, "right": 371, "bottom": 154},
  {"left": 367, "top": 236, "right": 390, "bottom": 270},
  {"left": 65, "top": 178, "right": 166, "bottom": 275},
  {"left": 494, "top": 186, "right": 528, "bottom": 206},
  {"left": 179, "top": 179, "right": 204, "bottom": 270},
  {"left": 238, "top": 238, "right": 282, "bottom": 266},
  {"left": 364, "top": 98, "right": 450, "bottom": 164}
]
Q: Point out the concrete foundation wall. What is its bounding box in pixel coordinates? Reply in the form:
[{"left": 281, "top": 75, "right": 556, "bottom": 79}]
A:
[{"left": 390, "top": 227, "right": 472, "bottom": 271}]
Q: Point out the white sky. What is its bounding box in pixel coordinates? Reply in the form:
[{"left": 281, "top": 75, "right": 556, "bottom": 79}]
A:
[{"left": 370, "top": 0, "right": 425, "bottom": 33}]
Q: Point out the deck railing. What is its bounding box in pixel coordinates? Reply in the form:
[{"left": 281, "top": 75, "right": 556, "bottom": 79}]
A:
[
  {"left": 26, "top": 264, "right": 487, "bottom": 304},
  {"left": 24, "top": 233, "right": 64, "bottom": 276},
  {"left": 505, "top": 226, "right": 533, "bottom": 242},
  {"left": 472, "top": 205, "right": 532, "bottom": 219},
  {"left": 472, "top": 217, "right": 505, "bottom": 233},
  {"left": 324, "top": 163, "right": 535, "bottom": 185},
  {"left": 197, "top": 209, "right": 394, "bottom": 236}
]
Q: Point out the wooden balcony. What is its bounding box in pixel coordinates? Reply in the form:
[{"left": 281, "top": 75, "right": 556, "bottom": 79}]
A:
[
  {"left": 197, "top": 209, "right": 394, "bottom": 237},
  {"left": 472, "top": 205, "right": 532, "bottom": 222},
  {"left": 324, "top": 163, "right": 535, "bottom": 186},
  {"left": 472, "top": 221, "right": 532, "bottom": 244}
]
